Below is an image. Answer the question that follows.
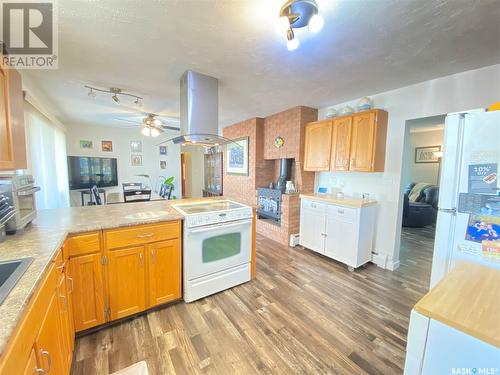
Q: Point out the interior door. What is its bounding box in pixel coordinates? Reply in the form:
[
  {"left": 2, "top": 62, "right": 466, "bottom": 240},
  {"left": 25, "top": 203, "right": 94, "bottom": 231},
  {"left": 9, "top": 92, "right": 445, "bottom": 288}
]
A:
[
  {"left": 69, "top": 253, "right": 105, "bottom": 331},
  {"left": 147, "top": 239, "right": 181, "bottom": 307},
  {"left": 304, "top": 121, "right": 333, "bottom": 171},
  {"left": 331, "top": 116, "right": 352, "bottom": 171},
  {"left": 108, "top": 246, "right": 146, "bottom": 319},
  {"left": 350, "top": 112, "right": 376, "bottom": 172}
]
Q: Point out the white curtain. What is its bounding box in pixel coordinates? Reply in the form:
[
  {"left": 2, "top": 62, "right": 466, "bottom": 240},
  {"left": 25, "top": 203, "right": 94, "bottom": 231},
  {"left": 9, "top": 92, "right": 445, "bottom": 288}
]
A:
[{"left": 24, "top": 101, "right": 69, "bottom": 209}]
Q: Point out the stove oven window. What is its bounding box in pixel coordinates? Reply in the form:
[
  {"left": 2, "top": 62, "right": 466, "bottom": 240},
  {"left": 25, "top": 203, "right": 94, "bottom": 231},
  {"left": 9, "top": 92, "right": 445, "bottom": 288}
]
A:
[{"left": 202, "top": 233, "right": 241, "bottom": 262}]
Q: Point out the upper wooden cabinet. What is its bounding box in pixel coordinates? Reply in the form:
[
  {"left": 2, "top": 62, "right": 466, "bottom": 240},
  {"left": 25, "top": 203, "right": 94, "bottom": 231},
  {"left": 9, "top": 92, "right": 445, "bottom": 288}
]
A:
[
  {"left": 0, "top": 66, "right": 27, "bottom": 171},
  {"left": 304, "top": 109, "right": 388, "bottom": 173},
  {"left": 304, "top": 120, "right": 333, "bottom": 171}
]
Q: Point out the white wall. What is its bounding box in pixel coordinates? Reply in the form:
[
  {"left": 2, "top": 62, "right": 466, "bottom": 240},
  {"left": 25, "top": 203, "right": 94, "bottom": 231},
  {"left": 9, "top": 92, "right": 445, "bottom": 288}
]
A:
[
  {"left": 405, "top": 128, "right": 444, "bottom": 187},
  {"left": 316, "top": 63, "right": 500, "bottom": 269},
  {"left": 65, "top": 124, "right": 181, "bottom": 206}
]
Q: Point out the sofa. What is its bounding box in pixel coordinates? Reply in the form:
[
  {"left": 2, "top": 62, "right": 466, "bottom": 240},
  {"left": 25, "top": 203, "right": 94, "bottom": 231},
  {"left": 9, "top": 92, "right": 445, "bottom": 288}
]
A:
[{"left": 403, "top": 182, "right": 439, "bottom": 227}]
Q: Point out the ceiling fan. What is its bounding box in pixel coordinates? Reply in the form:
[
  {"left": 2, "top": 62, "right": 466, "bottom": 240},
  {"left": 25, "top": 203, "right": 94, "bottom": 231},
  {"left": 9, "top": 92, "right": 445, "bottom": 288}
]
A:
[{"left": 114, "top": 113, "right": 180, "bottom": 137}]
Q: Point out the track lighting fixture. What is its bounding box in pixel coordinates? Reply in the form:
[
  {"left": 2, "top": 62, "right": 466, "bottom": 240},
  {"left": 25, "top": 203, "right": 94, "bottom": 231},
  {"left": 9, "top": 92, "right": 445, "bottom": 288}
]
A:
[
  {"left": 84, "top": 85, "right": 143, "bottom": 105},
  {"left": 277, "top": 0, "right": 324, "bottom": 51}
]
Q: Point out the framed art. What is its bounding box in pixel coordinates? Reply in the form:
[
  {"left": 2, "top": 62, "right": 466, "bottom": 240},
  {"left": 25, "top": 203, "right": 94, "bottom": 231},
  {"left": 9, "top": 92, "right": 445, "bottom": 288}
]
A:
[
  {"left": 226, "top": 136, "right": 249, "bottom": 175},
  {"left": 130, "top": 140, "right": 142, "bottom": 152},
  {"left": 160, "top": 160, "right": 167, "bottom": 169},
  {"left": 159, "top": 146, "right": 167, "bottom": 155},
  {"left": 101, "top": 140, "right": 113, "bottom": 152},
  {"left": 79, "top": 140, "right": 93, "bottom": 149},
  {"left": 415, "top": 145, "right": 441, "bottom": 163},
  {"left": 131, "top": 154, "right": 142, "bottom": 166}
]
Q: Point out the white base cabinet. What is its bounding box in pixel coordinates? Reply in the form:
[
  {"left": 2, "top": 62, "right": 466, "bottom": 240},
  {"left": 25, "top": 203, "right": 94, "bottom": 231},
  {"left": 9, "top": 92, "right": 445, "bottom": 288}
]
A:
[{"left": 299, "top": 198, "right": 376, "bottom": 269}]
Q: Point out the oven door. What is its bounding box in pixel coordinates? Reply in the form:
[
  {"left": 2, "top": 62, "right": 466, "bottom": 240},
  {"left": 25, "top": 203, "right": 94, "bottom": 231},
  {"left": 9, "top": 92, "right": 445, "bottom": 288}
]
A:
[{"left": 184, "top": 218, "right": 252, "bottom": 280}]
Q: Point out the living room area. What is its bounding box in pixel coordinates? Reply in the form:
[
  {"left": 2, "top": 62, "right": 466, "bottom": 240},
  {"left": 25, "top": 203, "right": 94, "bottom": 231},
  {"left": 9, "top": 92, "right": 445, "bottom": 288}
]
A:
[{"left": 399, "top": 114, "right": 446, "bottom": 288}]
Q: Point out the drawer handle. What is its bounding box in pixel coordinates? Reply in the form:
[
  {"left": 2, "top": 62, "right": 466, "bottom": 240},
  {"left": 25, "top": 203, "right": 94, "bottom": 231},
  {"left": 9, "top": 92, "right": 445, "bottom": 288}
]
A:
[
  {"left": 311, "top": 204, "right": 316, "bottom": 208},
  {"left": 338, "top": 209, "right": 344, "bottom": 214},
  {"left": 137, "top": 233, "right": 154, "bottom": 239},
  {"left": 41, "top": 350, "right": 51, "bottom": 373}
]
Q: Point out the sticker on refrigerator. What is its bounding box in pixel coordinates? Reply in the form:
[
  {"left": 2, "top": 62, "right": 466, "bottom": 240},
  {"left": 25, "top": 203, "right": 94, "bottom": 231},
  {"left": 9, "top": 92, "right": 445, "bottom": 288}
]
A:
[
  {"left": 458, "top": 193, "right": 500, "bottom": 217},
  {"left": 465, "top": 214, "right": 500, "bottom": 261},
  {"left": 468, "top": 163, "right": 498, "bottom": 194}
]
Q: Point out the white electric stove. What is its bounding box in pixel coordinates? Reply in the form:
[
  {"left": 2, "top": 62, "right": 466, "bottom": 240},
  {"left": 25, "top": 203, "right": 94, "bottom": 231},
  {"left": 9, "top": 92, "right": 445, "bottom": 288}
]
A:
[{"left": 173, "top": 200, "right": 253, "bottom": 302}]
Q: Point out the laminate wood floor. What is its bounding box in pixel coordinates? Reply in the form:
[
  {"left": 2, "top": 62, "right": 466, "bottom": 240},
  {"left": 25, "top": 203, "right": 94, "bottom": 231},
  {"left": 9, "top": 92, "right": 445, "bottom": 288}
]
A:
[{"left": 72, "top": 227, "right": 435, "bottom": 375}]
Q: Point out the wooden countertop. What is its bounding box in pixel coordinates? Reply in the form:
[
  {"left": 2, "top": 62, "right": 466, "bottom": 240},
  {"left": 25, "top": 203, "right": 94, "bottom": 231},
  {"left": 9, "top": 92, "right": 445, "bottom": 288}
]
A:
[
  {"left": 414, "top": 261, "right": 500, "bottom": 348},
  {"left": 299, "top": 193, "right": 377, "bottom": 208}
]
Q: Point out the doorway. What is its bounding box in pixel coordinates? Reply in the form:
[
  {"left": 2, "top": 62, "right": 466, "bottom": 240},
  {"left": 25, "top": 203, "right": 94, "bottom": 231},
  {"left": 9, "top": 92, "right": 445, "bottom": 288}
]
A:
[{"left": 399, "top": 114, "right": 446, "bottom": 289}]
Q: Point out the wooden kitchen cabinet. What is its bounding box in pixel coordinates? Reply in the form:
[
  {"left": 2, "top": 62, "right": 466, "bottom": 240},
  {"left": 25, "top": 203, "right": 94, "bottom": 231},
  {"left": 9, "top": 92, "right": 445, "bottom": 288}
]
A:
[
  {"left": 330, "top": 116, "right": 353, "bottom": 171},
  {"left": 0, "top": 66, "right": 27, "bottom": 171},
  {"left": 108, "top": 246, "right": 146, "bottom": 320},
  {"left": 56, "top": 270, "right": 74, "bottom": 372},
  {"left": 22, "top": 349, "right": 40, "bottom": 375},
  {"left": 304, "top": 109, "right": 388, "bottom": 172},
  {"left": 147, "top": 239, "right": 181, "bottom": 308},
  {"left": 69, "top": 253, "right": 106, "bottom": 331},
  {"left": 304, "top": 120, "right": 332, "bottom": 171},
  {"left": 34, "top": 291, "right": 66, "bottom": 375}
]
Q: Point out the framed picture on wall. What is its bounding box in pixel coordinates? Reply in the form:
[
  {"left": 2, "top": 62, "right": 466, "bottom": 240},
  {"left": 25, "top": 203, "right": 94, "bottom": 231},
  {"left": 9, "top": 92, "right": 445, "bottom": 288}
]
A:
[
  {"left": 226, "top": 136, "right": 249, "bottom": 175},
  {"left": 101, "top": 140, "right": 113, "bottom": 152},
  {"left": 130, "top": 140, "right": 142, "bottom": 152},
  {"left": 415, "top": 145, "right": 441, "bottom": 163},
  {"left": 159, "top": 146, "right": 167, "bottom": 155},
  {"left": 79, "top": 140, "right": 93, "bottom": 149},
  {"left": 131, "top": 154, "right": 142, "bottom": 166},
  {"left": 160, "top": 160, "right": 167, "bottom": 169}
]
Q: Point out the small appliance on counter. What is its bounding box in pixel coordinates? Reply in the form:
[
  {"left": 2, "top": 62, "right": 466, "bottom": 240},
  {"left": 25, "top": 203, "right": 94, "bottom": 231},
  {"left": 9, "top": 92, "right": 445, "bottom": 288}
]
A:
[
  {"left": 0, "top": 193, "right": 16, "bottom": 242},
  {"left": 0, "top": 175, "right": 40, "bottom": 234}
]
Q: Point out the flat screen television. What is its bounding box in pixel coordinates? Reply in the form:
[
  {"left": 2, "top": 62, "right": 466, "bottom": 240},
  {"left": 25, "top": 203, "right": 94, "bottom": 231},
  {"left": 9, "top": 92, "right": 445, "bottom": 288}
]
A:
[{"left": 68, "top": 156, "right": 118, "bottom": 190}]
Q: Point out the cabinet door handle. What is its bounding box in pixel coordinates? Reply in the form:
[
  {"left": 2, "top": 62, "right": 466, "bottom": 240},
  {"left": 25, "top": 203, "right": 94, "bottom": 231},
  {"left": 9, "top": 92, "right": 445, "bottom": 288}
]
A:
[
  {"left": 139, "top": 253, "right": 143, "bottom": 267},
  {"left": 338, "top": 209, "right": 344, "bottom": 214},
  {"left": 35, "top": 369, "right": 46, "bottom": 375},
  {"left": 151, "top": 249, "right": 156, "bottom": 264},
  {"left": 351, "top": 158, "right": 355, "bottom": 166},
  {"left": 41, "top": 350, "right": 51, "bottom": 373},
  {"left": 68, "top": 276, "right": 74, "bottom": 293},
  {"left": 59, "top": 293, "right": 68, "bottom": 311},
  {"left": 137, "top": 233, "right": 154, "bottom": 239}
]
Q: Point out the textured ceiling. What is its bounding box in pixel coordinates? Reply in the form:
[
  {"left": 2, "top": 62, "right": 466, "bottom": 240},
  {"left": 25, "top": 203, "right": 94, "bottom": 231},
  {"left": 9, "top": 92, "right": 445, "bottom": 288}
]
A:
[{"left": 23, "top": 0, "right": 500, "bottom": 129}]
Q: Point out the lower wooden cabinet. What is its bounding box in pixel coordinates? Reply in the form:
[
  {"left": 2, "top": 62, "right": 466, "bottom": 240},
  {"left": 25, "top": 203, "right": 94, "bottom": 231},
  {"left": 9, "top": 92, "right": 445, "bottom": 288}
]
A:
[
  {"left": 108, "top": 246, "right": 146, "bottom": 320},
  {"left": 57, "top": 269, "right": 74, "bottom": 371},
  {"left": 69, "top": 253, "right": 106, "bottom": 331},
  {"left": 22, "top": 349, "right": 40, "bottom": 375},
  {"left": 34, "top": 290, "right": 67, "bottom": 375},
  {"left": 147, "top": 239, "right": 181, "bottom": 308}
]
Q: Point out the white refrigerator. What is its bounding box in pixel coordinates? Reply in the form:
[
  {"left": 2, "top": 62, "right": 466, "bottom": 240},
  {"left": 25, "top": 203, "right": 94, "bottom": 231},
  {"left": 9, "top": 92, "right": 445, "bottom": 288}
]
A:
[{"left": 430, "top": 109, "right": 500, "bottom": 287}]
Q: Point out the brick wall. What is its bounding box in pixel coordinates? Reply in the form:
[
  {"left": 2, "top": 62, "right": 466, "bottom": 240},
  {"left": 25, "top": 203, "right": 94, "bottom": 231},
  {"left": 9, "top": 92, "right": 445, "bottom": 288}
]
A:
[
  {"left": 223, "top": 118, "right": 274, "bottom": 206},
  {"left": 223, "top": 106, "right": 318, "bottom": 246}
]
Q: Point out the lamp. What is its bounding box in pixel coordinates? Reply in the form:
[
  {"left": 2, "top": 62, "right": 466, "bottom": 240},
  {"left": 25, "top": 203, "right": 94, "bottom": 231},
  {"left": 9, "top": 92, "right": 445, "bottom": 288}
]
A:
[
  {"left": 277, "top": 0, "right": 324, "bottom": 50},
  {"left": 84, "top": 85, "right": 143, "bottom": 105}
]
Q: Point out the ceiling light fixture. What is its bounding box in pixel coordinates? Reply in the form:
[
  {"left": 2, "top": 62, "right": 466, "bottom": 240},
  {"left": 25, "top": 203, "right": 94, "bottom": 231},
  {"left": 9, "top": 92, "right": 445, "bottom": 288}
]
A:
[
  {"left": 84, "top": 85, "right": 143, "bottom": 105},
  {"left": 141, "top": 127, "right": 151, "bottom": 136},
  {"left": 277, "top": 0, "right": 324, "bottom": 51}
]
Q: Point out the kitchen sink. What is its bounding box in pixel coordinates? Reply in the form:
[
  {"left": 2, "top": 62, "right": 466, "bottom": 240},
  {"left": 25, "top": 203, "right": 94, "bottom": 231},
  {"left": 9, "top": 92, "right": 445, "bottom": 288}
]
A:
[{"left": 0, "top": 257, "right": 33, "bottom": 305}]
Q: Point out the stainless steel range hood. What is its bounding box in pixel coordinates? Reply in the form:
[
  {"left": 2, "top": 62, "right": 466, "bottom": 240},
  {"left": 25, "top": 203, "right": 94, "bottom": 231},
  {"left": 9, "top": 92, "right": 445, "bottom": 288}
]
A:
[{"left": 169, "top": 70, "right": 237, "bottom": 148}]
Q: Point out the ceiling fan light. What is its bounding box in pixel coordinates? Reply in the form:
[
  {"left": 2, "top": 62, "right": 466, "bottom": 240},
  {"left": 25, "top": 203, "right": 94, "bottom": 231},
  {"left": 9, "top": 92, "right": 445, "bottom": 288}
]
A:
[
  {"left": 151, "top": 128, "right": 160, "bottom": 137},
  {"left": 275, "top": 16, "right": 290, "bottom": 35},
  {"left": 153, "top": 119, "right": 162, "bottom": 126},
  {"left": 287, "top": 37, "right": 300, "bottom": 51},
  {"left": 142, "top": 127, "right": 151, "bottom": 136},
  {"left": 308, "top": 14, "right": 324, "bottom": 32}
]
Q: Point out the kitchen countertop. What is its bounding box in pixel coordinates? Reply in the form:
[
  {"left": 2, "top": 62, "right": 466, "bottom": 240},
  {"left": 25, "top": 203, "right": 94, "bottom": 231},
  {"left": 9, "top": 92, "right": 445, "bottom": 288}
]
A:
[
  {"left": 299, "top": 193, "right": 378, "bottom": 208},
  {"left": 414, "top": 261, "right": 500, "bottom": 348},
  {"left": 0, "top": 197, "right": 235, "bottom": 356}
]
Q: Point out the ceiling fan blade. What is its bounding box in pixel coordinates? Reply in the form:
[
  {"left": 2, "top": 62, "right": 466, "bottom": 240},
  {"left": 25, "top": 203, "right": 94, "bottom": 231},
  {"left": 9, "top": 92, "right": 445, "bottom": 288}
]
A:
[
  {"left": 113, "top": 117, "right": 142, "bottom": 124},
  {"left": 161, "top": 125, "right": 181, "bottom": 131}
]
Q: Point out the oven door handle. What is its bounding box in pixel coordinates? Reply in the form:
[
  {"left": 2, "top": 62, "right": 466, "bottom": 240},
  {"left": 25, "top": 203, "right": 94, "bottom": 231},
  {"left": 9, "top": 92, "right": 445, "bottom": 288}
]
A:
[
  {"left": 188, "top": 219, "right": 252, "bottom": 234},
  {"left": 17, "top": 186, "right": 40, "bottom": 196}
]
